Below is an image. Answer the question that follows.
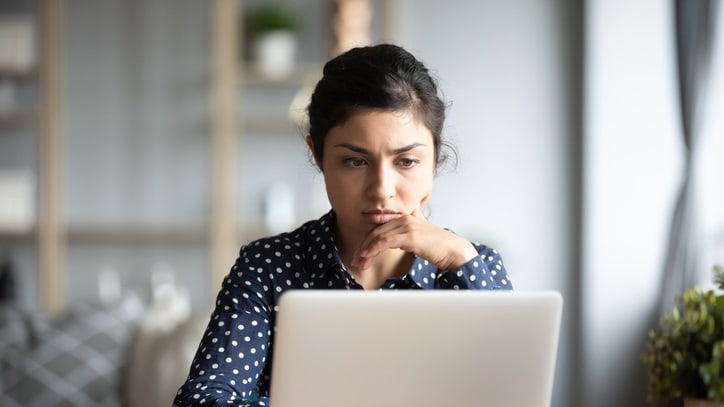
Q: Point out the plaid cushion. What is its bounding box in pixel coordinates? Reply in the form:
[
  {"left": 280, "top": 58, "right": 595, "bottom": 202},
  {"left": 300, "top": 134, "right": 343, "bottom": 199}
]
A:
[{"left": 0, "top": 297, "right": 144, "bottom": 407}]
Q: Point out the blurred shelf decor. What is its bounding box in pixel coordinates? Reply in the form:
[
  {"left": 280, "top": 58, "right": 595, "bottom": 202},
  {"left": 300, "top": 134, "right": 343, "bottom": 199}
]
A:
[
  {"left": 245, "top": 2, "right": 300, "bottom": 80},
  {"left": 0, "top": 13, "right": 38, "bottom": 126},
  {"left": 0, "top": 0, "right": 402, "bottom": 314},
  {"left": 0, "top": 0, "right": 62, "bottom": 314}
]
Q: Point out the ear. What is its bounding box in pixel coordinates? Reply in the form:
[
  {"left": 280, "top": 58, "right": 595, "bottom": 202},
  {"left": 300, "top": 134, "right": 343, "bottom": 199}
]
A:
[{"left": 306, "top": 136, "right": 322, "bottom": 170}]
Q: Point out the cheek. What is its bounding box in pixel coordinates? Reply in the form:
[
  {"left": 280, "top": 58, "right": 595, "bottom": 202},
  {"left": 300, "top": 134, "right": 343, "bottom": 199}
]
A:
[
  {"left": 323, "top": 172, "right": 355, "bottom": 203},
  {"left": 420, "top": 178, "right": 434, "bottom": 201},
  {"left": 403, "top": 171, "right": 434, "bottom": 200}
]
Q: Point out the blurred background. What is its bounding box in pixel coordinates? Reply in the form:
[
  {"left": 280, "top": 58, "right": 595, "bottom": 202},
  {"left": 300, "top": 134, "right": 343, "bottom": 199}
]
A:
[{"left": 1, "top": 0, "right": 723, "bottom": 406}]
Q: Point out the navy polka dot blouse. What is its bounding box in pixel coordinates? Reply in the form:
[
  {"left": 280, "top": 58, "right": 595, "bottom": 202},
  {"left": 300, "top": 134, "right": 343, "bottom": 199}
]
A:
[{"left": 173, "top": 210, "right": 512, "bottom": 406}]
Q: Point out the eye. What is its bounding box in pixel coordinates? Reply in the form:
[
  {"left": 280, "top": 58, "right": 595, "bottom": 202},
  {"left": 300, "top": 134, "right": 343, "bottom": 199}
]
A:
[
  {"left": 343, "top": 157, "right": 367, "bottom": 167},
  {"left": 397, "top": 157, "right": 420, "bottom": 168}
]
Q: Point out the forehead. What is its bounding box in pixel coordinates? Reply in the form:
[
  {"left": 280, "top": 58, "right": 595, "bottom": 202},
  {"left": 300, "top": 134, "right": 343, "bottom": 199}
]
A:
[{"left": 324, "top": 109, "right": 433, "bottom": 146}]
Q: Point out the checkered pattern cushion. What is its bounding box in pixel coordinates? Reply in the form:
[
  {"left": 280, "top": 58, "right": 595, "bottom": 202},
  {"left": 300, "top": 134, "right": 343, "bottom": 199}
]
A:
[{"left": 0, "top": 297, "right": 144, "bottom": 407}]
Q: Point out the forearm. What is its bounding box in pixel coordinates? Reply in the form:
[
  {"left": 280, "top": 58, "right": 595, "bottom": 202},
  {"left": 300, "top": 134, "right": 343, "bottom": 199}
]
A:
[{"left": 174, "top": 393, "right": 269, "bottom": 407}]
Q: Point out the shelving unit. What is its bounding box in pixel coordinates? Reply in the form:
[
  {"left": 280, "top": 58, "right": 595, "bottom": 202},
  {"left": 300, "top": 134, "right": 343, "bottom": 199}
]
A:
[
  {"left": 0, "top": 0, "right": 402, "bottom": 314},
  {"left": 36, "top": 0, "right": 62, "bottom": 315},
  {"left": 209, "top": 0, "right": 240, "bottom": 293},
  {"left": 0, "top": 0, "right": 62, "bottom": 314}
]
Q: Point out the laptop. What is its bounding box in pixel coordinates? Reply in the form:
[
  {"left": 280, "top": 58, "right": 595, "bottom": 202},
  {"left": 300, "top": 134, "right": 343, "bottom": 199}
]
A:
[{"left": 270, "top": 290, "right": 563, "bottom": 407}]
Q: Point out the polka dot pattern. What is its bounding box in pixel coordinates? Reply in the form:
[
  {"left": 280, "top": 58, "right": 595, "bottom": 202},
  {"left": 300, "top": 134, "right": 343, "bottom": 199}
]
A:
[{"left": 173, "top": 210, "right": 512, "bottom": 406}]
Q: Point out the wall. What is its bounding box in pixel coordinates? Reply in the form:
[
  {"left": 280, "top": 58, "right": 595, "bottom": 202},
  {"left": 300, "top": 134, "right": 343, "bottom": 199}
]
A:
[
  {"left": 582, "top": 1, "right": 724, "bottom": 405},
  {"left": 400, "top": 1, "right": 581, "bottom": 406},
  {"left": 582, "top": 1, "right": 682, "bottom": 406}
]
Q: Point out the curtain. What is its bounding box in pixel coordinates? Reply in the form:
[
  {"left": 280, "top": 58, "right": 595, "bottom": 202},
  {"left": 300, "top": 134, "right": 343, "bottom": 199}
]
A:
[{"left": 658, "top": 0, "right": 719, "bottom": 315}]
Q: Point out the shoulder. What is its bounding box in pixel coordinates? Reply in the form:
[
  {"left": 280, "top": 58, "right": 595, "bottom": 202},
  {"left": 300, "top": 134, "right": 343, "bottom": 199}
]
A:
[
  {"left": 237, "top": 211, "right": 335, "bottom": 264},
  {"left": 238, "top": 227, "right": 306, "bottom": 266}
]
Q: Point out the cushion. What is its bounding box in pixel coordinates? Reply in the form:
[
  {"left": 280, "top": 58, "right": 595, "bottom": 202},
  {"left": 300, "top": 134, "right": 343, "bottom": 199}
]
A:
[
  {"left": 0, "top": 296, "right": 144, "bottom": 407},
  {"left": 125, "top": 283, "right": 209, "bottom": 407}
]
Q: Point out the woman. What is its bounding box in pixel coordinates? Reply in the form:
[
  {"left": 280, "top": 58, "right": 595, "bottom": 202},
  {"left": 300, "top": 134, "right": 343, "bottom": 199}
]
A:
[{"left": 173, "top": 44, "right": 512, "bottom": 407}]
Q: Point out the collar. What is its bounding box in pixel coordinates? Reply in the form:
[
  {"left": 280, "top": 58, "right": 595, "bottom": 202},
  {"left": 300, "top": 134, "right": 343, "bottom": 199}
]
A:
[{"left": 302, "top": 211, "right": 353, "bottom": 287}]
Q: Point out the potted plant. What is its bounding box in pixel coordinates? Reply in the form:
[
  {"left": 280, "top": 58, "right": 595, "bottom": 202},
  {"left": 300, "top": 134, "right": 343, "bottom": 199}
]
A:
[
  {"left": 245, "top": 3, "right": 299, "bottom": 80},
  {"left": 642, "top": 265, "right": 724, "bottom": 407}
]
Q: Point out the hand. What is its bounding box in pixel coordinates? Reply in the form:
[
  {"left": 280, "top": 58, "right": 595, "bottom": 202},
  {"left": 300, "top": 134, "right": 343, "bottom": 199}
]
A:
[{"left": 350, "top": 208, "right": 479, "bottom": 271}]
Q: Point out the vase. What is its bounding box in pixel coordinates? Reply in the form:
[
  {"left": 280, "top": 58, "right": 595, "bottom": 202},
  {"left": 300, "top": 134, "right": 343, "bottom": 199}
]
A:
[
  {"left": 251, "top": 30, "right": 297, "bottom": 80},
  {"left": 685, "top": 399, "right": 724, "bottom": 407}
]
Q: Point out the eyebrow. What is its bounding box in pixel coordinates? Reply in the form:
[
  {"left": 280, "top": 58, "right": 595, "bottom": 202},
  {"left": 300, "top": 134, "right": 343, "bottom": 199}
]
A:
[{"left": 333, "top": 142, "right": 426, "bottom": 155}]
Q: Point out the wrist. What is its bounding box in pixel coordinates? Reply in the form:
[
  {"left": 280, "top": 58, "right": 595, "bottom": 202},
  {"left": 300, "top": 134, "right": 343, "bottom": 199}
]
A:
[{"left": 446, "top": 234, "right": 478, "bottom": 270}]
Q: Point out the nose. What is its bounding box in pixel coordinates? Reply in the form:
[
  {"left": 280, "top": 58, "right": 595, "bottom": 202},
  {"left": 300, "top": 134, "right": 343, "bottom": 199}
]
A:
[{"left": 366, "top": 163, "right": 395, "bottom": 200}]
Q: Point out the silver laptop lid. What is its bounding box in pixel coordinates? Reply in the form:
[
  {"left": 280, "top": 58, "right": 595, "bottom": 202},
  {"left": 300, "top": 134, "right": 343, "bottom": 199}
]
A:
[{"left": 271, "top": 290, "right": 562, "bottom": 407}]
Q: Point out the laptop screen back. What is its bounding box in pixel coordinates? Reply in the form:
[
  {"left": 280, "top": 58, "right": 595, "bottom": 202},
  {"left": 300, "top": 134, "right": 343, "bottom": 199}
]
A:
[{"left": 270, "top": 290, "right": 562, "bottom": 407}]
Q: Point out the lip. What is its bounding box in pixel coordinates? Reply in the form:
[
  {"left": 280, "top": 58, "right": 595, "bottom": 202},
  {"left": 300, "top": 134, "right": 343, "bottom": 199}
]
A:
[{"left": 362, "top": 209, "right": 401, "bottom": 224}]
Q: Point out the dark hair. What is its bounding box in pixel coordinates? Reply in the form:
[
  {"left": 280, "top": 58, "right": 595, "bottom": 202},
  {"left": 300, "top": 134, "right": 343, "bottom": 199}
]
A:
[{"left": 307, "top": 44, "right": 455, "bottom": 171}]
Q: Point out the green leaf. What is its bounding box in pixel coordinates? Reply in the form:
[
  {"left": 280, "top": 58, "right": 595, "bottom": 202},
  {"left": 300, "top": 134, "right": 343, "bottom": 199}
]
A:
[{"left": 641, "top": 269, "right": 724, "bottom": 402}]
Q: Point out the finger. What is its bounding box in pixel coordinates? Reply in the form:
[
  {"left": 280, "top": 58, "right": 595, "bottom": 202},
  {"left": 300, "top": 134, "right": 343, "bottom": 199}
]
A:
[
  {"left": 373, "top": 225, "right": 416, "bottom": 255},
  {"left": 352, "top": 223, "right": 407, "bottom": 268}
]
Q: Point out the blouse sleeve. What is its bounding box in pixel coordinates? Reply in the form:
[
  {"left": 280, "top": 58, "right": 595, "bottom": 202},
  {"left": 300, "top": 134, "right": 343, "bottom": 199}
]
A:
[
  {"left": 437, "top": 243, "right": 513, "bottom": 290},
  {"left": 173, "top": 245, "right": 275, "bottom": 407}
]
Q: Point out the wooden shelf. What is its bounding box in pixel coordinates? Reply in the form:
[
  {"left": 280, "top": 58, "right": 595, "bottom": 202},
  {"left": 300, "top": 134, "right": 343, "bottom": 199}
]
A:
[
  {"left": 238, "top": 62, "right": 320, "bottom": 133},
  {"left": 67, "top": 224, "right": 209, "bottom": 243},
  {"left": 243, "top": 112, "right": 298, "bottom": 133},
  {"left": 0, "top": 221, "right": 269, "bottom": 245},
  {"left": 66, "top": 220, "right": 269, "bottom": 245},
  {"left": 0, "top": 66, "right": 37, "bottom": 78},
  {"left": 240, "top": 61, "right": 322, "bottom": 87},
  {"left": 0, "top": 111, "right": 37, "bottom": 127},
  {"left": 0, "top": 226, "right": 36, "bottom": 241}
]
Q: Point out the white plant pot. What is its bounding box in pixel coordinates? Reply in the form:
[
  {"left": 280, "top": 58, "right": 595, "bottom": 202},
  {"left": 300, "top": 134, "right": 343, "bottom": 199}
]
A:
[{"left": 252, "top": 30, "right": 297, "bottom": 80}]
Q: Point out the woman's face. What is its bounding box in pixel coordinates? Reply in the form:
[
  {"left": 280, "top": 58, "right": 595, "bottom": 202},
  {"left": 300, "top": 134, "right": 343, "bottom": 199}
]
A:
[{"left": 315, "top": 109, "right": 435, "bottom": 242}]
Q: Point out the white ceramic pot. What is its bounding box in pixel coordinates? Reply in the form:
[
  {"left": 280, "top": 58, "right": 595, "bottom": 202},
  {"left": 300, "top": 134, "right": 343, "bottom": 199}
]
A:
[{"left": 252, "top": 30, "right": 297, "bottom": 80}]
